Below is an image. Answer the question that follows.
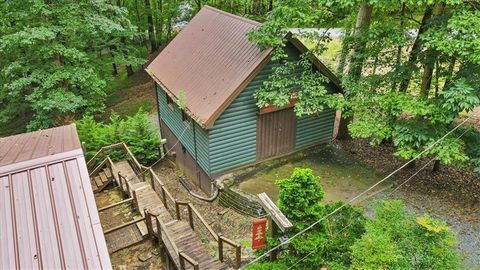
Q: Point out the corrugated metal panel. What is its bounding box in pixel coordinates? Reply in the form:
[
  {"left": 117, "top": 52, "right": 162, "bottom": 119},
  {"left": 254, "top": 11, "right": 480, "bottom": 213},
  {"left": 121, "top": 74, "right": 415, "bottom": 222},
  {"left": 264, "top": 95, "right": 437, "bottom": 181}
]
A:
[
  {"left": 295, "top": 109, "right": 335, "bottom": 149},
  {"left": 157, "top": 86, "right": 210, "bottom": 175},
  {"left": 148, "top": 6, "right": 272, "bottom": 128},
  {"left": 0, "top": 124, "right": 81, "bottom": 167},
  {"left": 0, "top": 125, "right": 111, "bottom": 270},
  {"left": 257, "top": 108, "right": 296, "bottom": 160}
]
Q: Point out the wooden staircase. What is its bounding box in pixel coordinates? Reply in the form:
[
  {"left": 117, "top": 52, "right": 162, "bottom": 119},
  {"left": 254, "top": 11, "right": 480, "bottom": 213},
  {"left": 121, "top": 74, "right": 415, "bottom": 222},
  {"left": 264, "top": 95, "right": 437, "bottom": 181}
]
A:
[
  {"left": 86, "top": 143, "right": 241, "bottom": 270},
  {"left": 90, "top": 167, "right": 114, "bottom": 193}
]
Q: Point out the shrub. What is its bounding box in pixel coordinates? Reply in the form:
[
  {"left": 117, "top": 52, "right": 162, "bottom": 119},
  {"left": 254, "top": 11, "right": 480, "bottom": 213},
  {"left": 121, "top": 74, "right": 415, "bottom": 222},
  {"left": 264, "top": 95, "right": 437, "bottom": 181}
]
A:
[
  {"left": 76, "top": 108, "right": 161, "bottom": 165},
  {"left": 351, "top": 200, "right": 460, "bottom": 270}
]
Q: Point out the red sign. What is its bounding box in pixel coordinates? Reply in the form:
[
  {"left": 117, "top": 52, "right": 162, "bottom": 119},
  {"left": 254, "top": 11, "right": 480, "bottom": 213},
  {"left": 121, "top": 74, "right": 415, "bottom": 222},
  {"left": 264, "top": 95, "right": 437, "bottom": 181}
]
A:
[{"left": 252, "top": 219, "right": 267, "bottom": 250}]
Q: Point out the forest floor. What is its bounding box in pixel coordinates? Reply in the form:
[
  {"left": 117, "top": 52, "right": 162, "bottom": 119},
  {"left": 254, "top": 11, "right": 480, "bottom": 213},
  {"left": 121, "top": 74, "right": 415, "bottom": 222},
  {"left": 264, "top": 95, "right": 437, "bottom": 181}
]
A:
[{"left": 102, "top": 69, "right": 156, "bottom": 120}]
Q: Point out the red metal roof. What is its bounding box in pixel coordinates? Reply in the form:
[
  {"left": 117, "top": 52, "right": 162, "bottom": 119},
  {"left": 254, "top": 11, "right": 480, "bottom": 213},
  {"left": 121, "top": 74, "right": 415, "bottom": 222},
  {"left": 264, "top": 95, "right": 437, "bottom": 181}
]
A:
[
  {"left": 0, "top": 125, "right": 111, "bottom": 269},
  {"left": 147, "top": 5, "right": 272, "bottom": 128}
]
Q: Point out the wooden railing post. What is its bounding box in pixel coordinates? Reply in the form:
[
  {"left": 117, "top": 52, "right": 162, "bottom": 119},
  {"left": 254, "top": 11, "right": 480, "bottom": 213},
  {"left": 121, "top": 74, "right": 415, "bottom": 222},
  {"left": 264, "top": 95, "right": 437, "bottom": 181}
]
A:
[
  {"left": 144, "top": 210, "right": 153, "bottom": 238},
  {"left": 132, "top": 189, "right": 138, "bottom": 210},
  {"left": 179, "top": 251, "right": 186, "bottom": 270},
  {"left": 218, "top": 234, "right": 224, "bottom": 262},
  {"left": 156, "top": 218, "right": 162, "bottom": 241},
  {"left": 235, "top": 245, "right": 242, "bottom": 269},
  {"left": 187, "top": 204, "right": 194, "bottom": 230},
  {"left": 175, "top": 202, "right": 181, "bottom": 220},
  {"left": 118, "top": 172, "right": 123, "bottom": 191},
  {"left": 161, "top": 186, "right": 167, "bottom": 208}
]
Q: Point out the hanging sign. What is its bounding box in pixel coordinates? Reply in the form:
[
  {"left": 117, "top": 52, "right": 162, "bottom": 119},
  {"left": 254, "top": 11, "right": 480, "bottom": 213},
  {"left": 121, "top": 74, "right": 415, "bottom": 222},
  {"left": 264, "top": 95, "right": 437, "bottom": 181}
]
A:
[{"left": 252, "top": 219, "right": 267, "bottom": 250}]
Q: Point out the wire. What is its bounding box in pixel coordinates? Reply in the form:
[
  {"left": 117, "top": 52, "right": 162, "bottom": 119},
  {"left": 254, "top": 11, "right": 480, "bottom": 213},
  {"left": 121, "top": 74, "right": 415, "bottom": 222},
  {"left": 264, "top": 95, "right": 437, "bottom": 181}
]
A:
[
  {"left": 284, "top": 121, "right": 477, "bottom": 269},
  {"left": 241, "top": 115, "right": 474, "bottom": 269}
]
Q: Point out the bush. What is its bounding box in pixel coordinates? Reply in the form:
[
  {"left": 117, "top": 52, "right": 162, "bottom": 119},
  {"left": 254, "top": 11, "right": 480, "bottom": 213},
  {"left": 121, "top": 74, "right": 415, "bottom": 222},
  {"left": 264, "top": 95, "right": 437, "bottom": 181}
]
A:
[
  {"left": 76, "top": 108, "right": 161, "bottom": 165},
  {"left": 351, "top": 200, "right": 460, "bottom": 270}
]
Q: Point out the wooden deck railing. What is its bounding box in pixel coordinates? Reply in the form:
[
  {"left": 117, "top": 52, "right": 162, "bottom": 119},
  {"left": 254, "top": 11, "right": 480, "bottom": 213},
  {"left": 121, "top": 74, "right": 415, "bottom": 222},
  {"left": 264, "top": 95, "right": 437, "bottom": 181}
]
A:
[
  {"left": 145, "top": 211, "right": 199, "bottom": 270},
  {"left": 175, "top": 201, "right": 242, "bottom": 269}
]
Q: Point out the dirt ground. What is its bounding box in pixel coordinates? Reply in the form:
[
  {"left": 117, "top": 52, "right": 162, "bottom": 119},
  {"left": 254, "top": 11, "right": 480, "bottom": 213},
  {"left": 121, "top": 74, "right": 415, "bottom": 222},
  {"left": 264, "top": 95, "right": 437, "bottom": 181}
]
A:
[
  {"left": 152, "top": 160, "right": 256, "bottom": 261},
  {"left": 95, "top": 186, "right": 165, "bottom": 269}
]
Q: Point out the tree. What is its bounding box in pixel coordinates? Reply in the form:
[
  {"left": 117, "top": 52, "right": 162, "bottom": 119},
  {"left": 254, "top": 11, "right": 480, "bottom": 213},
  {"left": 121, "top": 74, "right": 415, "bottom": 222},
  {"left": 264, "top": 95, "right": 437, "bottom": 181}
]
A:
[
  {"left": 0, "top": 0, "right": 141, "bottom": 130},
  {"left": 249, "top": 0, "right": 480, "bottom": 171},
  {"left": 250, "top": 168, "right": 365, "bottom": 269}
]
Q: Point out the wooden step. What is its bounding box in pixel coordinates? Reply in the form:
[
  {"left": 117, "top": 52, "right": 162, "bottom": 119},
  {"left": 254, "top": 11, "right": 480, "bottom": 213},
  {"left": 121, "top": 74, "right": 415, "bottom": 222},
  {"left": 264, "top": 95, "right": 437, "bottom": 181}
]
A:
[
  {"left": 94, "top": 176, "right": 103, "bottom": 187},
  {"left": 104, "top": 167, "right": 112, "bottom": 178},
  {"left": 99, "top": 171, "right": 108, "bottom": 183}
]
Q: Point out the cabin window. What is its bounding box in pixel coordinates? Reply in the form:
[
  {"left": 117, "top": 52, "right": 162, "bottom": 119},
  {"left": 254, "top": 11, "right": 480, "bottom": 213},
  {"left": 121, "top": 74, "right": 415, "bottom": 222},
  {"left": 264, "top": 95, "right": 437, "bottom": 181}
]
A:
[{"left": 166, "top": 95, "right": 174, "bottom": 108}]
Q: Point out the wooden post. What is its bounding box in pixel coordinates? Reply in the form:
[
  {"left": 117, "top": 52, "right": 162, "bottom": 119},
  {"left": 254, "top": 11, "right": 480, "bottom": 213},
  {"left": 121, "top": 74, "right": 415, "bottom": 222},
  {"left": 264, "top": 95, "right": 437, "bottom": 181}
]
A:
[
  {"left": 150, "top": 170, "right": 155, "bottom": 191},
  {"left": 179, "top": 251, "right": 186, "bottom": 270},
  {"left": 132, "top": 189, "right": 138, "bottom": 210},
  {"left": 175, "top": 202, "right": 180, "bottom": 220},
  {"left": 126, "top": 178, "right": 131, "bottom": 197},
  {"left": 187, "top": 204, "right": 194, "bottom": 230},
  {"left": 161, "top": 186, "right": 167, "bottom": 208},
  {"left": 235, "top": 245, "right": 242, "bottom": 269},
  {"left": 118, "top": 172, "right": 124, "bottom": 194},
  {"left": 144, "top": 210, "right": 153, "bottom": 238},
  {"left": 269, "top": 218, "right": 278, "bottom": 261},
  {"left": 218, "top": 235, "right": 224, "bottom": 262}
]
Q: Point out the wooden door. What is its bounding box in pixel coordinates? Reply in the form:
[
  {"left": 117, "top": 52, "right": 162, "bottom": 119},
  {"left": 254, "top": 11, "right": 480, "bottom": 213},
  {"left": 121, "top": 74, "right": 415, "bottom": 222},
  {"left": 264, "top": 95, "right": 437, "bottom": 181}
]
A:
[{"left": 257, "top": 108, "right": 296, "bottom": 160}]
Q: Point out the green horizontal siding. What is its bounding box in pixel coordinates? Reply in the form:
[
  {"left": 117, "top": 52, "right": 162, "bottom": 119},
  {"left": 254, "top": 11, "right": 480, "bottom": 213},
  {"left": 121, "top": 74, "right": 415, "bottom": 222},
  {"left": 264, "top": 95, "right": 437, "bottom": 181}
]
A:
[
  {"left": 157, "top": 85, "right": 210, "bottom": 175},
  {"left": 208, "top": 76, "right": 260, "bottom": 175},
  {"left": 295, "top": 109, "right": 335, "bottom": 149}
]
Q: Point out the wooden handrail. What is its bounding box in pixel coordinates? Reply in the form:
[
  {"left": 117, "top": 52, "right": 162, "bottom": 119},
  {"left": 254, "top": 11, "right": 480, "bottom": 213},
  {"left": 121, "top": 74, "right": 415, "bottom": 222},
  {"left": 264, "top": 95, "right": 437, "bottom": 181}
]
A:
[
  {"left": 98, "top": 198, "right": 134, "bottom": 212},
  {"left": 86, "top": 148, "right": 105, "bottom": 167},
  {"left": 179, "top": 251, "right": 200, "bottom": 270},
  {"left": 218, "top": 235, "right": 242, "bottom": 269},
  {"left": 149, "top": 169, "right": 176, "bottom": 208},
  {"left": 121, "top": 142, "right": 143, "bottom": 172},
  {"left": 103, "top": 217, "right": 146, "bottom": 234},
  {"left": 89, "top": 158, "right": 108, "bottom": 178},
  {"left": 187, "top": 203, "right": 218, "bottom": 241}
]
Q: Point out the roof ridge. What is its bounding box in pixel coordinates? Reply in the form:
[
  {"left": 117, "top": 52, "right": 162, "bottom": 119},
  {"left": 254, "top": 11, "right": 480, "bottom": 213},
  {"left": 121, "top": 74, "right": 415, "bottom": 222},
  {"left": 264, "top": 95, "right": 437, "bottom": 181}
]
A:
[{"left": 202, "top": 5, "right": 261, "bottom": 26}]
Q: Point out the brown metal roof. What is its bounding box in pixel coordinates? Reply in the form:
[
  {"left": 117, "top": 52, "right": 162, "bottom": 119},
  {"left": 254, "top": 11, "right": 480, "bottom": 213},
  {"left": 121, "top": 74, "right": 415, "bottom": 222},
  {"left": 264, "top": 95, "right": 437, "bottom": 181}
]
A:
[
  {"left": 147, "top": 5, "right": 342, "bottom": 129},
  {"left": 147, "top": 5, "right": 272, "bottom": 128},
  {"left": 0, "top": 125, "right": 111, "bottom": 269}
]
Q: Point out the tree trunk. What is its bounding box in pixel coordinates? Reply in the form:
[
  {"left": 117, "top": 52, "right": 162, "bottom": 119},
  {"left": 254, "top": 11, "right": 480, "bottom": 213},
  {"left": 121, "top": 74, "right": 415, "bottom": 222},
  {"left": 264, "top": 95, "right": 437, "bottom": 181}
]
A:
[
  {"left": 145, "top": 0, "right": 158, "bottom": 53},
  {"left": 443, "top": 57, "right": 456, "bottom": 90},
  {"left": 157, "top": 0, "right": 163, "bottom": 44},
  {"left": 391, "top": 3, "right": 406, "bottom": 91},
  {"left": 347, "top": 2, "right": 373, "bottom": 81},
  {"left": 126, "top": 65, "right": 134, "bottom": 76},
  {"left": 336, "top": 27, "right": 351, "bottom": 76},
  {"left": 337, "top": 114, "right": 352, "bottom": 140},
  {"left": 398, "top": 6, "right": 433, "bottom": 92},
  {"left": 420, "top": 4, "right": 445, "bottom": 98},
  {"left": 432, "top": 159, "right": 440, "bottom": 172}
]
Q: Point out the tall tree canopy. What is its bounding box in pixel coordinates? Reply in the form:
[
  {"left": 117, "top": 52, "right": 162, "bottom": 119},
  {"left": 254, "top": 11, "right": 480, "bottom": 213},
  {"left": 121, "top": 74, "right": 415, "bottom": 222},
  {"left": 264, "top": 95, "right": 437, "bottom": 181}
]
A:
[
  {"left": 0, "top": 0, "right": 142, "bottom": 130},
  {"left": 249, "top": 0, "right": 480, "bottom": 171}
]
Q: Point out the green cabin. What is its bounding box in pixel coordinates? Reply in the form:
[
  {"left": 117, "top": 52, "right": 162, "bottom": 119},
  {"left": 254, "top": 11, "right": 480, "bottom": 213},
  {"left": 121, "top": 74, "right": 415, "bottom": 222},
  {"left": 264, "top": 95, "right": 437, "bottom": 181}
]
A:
[{"left": 147, "top": 6, "right": 342, "bottom": 194}]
